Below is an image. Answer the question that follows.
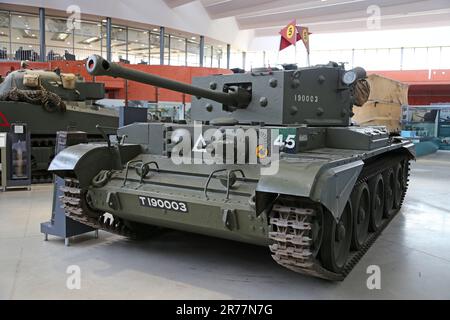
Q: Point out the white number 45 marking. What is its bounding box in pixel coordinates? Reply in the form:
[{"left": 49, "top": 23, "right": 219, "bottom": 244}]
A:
[{"left": 274, "top": 134, "right": 296, "bottom": 149}]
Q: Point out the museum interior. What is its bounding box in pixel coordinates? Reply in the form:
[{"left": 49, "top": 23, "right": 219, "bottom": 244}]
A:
[{"left": 0, "top": 0, "right": 449, "bottom": 301}]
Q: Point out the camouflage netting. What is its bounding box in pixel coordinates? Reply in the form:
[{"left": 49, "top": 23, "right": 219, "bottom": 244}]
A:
[
  {"left": 0, "top": 86, "right": 66, "bottom": 113},
  {"left": 353, "top": 79, "right": 371, "bottom": 107}
]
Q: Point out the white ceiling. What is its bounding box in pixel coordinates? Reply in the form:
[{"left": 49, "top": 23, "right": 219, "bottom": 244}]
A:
[{"left": 167, "top": 0, "right": 450, "bottom": 35}]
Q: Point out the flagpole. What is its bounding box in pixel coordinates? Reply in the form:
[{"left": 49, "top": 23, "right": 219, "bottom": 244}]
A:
[{"left": 294, "top": 25, "right": 297, "bottom": 65}]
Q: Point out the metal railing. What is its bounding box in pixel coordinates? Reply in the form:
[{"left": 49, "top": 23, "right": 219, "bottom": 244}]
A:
[{"left": 248, "top": 46, "right": 450, "bottom": 71}]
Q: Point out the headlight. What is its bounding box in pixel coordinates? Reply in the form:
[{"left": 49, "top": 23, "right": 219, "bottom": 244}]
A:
[{"left": 342, "top": 70, "right": 357, "bottom": 85}]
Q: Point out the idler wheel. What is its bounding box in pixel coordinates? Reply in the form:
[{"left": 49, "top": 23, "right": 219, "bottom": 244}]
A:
[
  {"left": 320, "top": 201, "right": 353, "bottom": 273},
  {"left": 82, "top": 190, "right": 104, "bottom": 219}
]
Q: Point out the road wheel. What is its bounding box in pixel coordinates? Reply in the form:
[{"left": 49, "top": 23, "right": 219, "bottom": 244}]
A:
[
  {"left": 369, "top": 174, "right": 384, "bottom": 232},
  {"left": 351, "top": 182, "right": 371, "bottom": 250},
  {"left": 383, "top": 168, "right": 395, "bottom": 218}
]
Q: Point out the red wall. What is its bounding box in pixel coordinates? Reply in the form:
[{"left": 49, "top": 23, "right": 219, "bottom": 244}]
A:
[
  {"left": 368, "top": 70, "right": 450, "bottom": 105},
  {"left": 0, "top": 60, "right": 232, "bottom": 103}
]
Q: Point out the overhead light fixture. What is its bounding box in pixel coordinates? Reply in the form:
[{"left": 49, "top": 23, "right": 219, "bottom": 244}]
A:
[
  {"left": 67, "top": 42, "right": 71, "bottom": 45},
  {"left": 58, "top": 33, "right": 69, "bottom": 40},
  {"left": 153, "top": 28, "right": 158, "bottom": 31},
  {"left": 191, "top": 36, "right": 196, "bottom": 40},
  {"left": 16, "top": 37, "right": 20, "bottom": 40},
  {"left": 81, "top": 36, "right": 100, "bottom": 44},
  {"left": 18, "top": 15, "right": 22, "bottom": 18},
  {"left": 51, "top": 32, "right": 70, "bottom": 41}
]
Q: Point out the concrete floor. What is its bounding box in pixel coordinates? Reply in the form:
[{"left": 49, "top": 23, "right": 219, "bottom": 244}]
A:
[{"left": 1, "top": 151, "right": 450, "bottom": 300}]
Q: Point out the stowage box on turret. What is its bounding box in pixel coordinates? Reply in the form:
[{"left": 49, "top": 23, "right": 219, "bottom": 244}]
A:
[{"left": 49, "top": 55, "right": 415, "bottom": 280}]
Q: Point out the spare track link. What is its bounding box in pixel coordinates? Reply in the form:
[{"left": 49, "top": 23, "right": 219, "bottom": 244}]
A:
[
  {"left": 60, "top": 177, "right": 139, "bottom": 239},
  {"left": 269, "top": 153, "right": 411, "bottom": 281}
]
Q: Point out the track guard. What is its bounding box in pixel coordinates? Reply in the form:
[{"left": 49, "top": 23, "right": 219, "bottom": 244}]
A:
[
  {"left": 49, "top": 143, "right": 141, "bottom": 188},
  {"left": 256, "top": 159, "right": 363, "bottom": 221},
  {"left": 310, "top": 160, "right": 364, "bottom": 221}
]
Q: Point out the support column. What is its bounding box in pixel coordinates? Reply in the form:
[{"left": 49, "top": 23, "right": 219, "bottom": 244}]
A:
[
  {"left": 242, "top": 51, "right": 246, "bottom": 70},
  {"left": 159, "top": 26, "right": 165, "bottom": 65},
  {"left": 400, "top": 47, "right": 404, "bottom": 71},
  {"left": 8, "top": 12, "right": 12, "bottom": 59},
  {"left": 210, "top": 45, "right": 213, "bottom": 68},
  {"left": 148, "top": 30, "right": 152, "bottom": 64},
  {"left": 106, "top": 17, "right": 112, "bottom": 61},
  {"left": 168, "top": 34, "right": 171, "bottom": 65},
  {"left": 226, "top": 44, "right": 231, "bottom": 69},
  {"left": 39, "top": 8, "right": 46, "bottom": 62},
  {"left": 185, "top": 38, "right": 188, "bottom": 66},
  {"left": 125, "top": 26, "right": 129, "bottom": 62},
  {"left": 199, "top": 35, "right": 204, "bottom": 67}
]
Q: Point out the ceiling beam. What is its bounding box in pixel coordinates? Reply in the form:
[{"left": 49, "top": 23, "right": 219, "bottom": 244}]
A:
[
  {"left": 164, "top": 0, "right": 196, "bottom": 8},
  {"left": 236, "top": 0, "right": 449, "bottom": 30},
  {"left": 252, "top": 11, "right": 450, "bottom": 35}
]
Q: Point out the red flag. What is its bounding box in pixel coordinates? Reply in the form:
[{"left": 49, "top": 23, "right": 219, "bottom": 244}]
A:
[
  {"left": 279, "top": 20, "right": 297, "bottom": 51},
  {"left": 297, "top": 26, "right": 311, "bottom": 54}
]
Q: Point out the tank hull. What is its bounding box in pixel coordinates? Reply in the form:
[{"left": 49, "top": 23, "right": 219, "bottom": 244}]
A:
[
  {"left": 50, "top": 122, "right": 414, "bottom": 280},
  {"left": 0, "top": 101, "right": 118, "bottom": 182},
  {"left": 70, "top": 142, "right": 412, "bottom": 244}
]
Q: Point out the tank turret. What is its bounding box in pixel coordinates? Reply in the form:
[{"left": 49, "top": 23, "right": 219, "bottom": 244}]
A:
[
  {"left": 0, "top": 68, "right": 105, "bottom": 103},
  {"left": 86, "top": 55, "right": 369, "bottom": 126}
]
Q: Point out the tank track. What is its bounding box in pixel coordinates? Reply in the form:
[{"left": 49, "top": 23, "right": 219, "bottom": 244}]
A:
[
  {"left": 60, "top": 178, "right": 139, "bottom": 239},
  {"left": 269, "top": 153, "right": 411, "bottom": 281}
]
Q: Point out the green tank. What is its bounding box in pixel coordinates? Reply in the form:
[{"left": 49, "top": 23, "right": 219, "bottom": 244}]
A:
[
  {"left": 0, "top": 67, "right": 118, "bottom": 182},
  {"left": 49, "top": 55, "right": 415, "bottom": 280}
]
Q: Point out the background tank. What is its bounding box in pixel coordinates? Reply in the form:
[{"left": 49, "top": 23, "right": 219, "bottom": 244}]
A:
[
  {"left": 0, "top": 67, "right": 118, "bottom": 182},
  {"left": 50, "top": 55, "right": 415, "bottom": 280}
]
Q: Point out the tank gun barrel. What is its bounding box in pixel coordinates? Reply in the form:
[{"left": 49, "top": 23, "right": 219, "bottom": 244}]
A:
[{"left": 86, "top": 55, "right": 251, "bottom": 108}]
